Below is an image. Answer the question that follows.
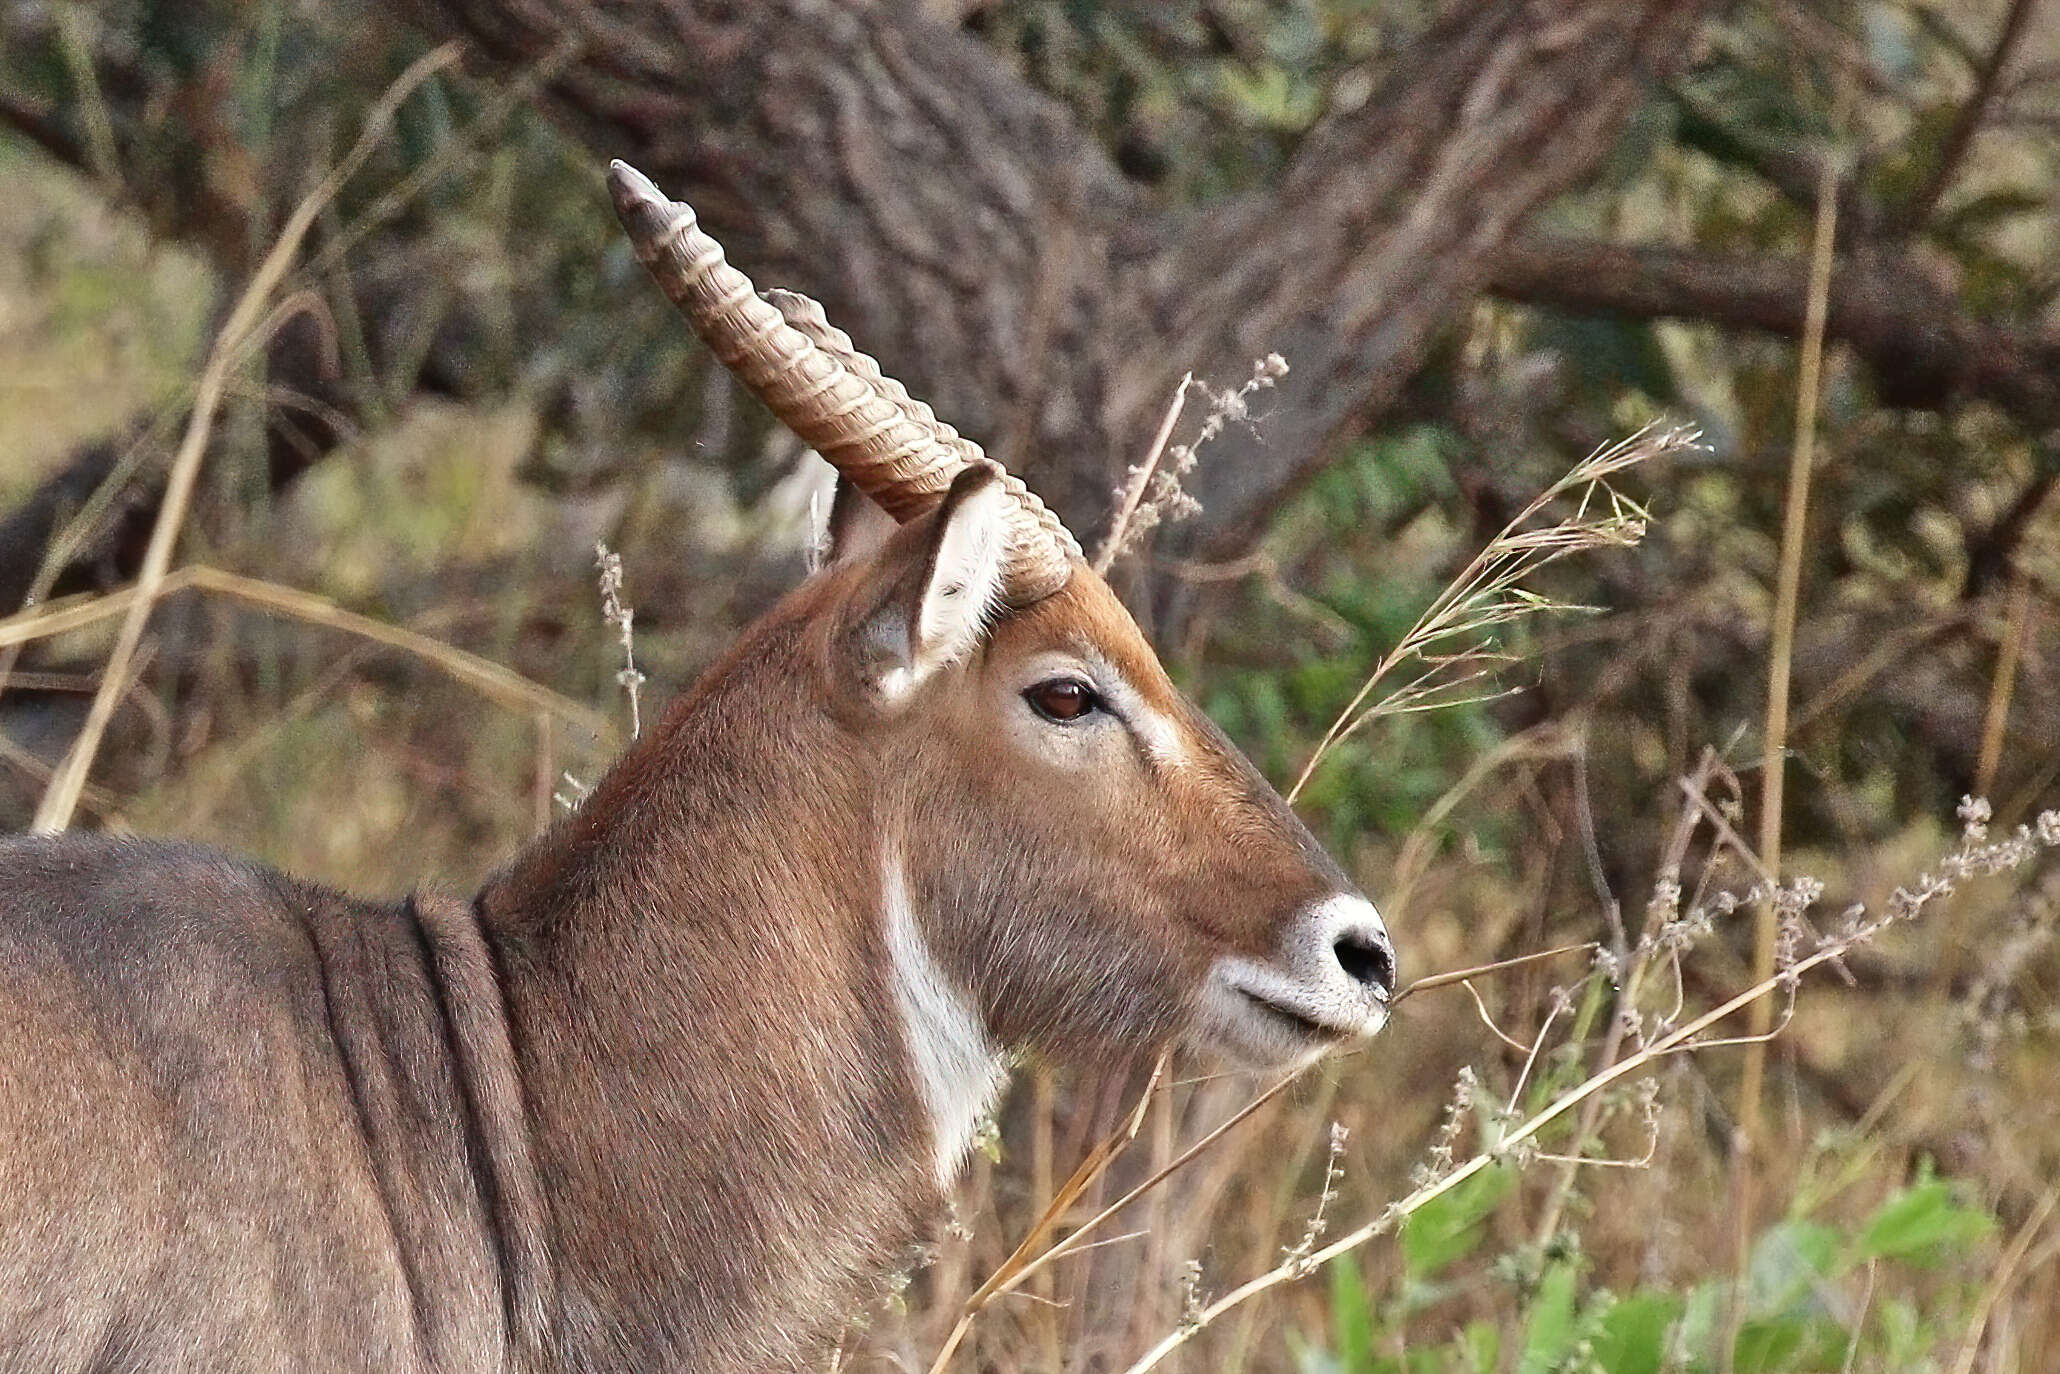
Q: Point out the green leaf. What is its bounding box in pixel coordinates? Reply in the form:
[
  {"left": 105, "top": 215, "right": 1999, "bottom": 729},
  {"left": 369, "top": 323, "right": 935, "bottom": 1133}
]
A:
[
  {"left": 1402, "top": 1164, "right": 1516, "bottom": 1279},
  {"left": 1455, "top": 1320, "right": 1499, "bottom": 1374},
  {"left": 1588, "top": 1291, "right": 1682, "bottom": 1374},
  {"left": 1743, "top": 1219, "right": 1840, "bottom": 1314},
  {"left": 1933, "top": 187, "right": 2048, "bottom": 237},
  {"left": 1674, "top": 1279, "right": 1724, "bottom": 1364},
  {"left": 1735, "top": 1317, "right": 1851, "bottom": 1374},
  {"left": 1328, "top": 1253, "right": 1378, "bottom": 1373},
  {"left": 1855, "top": 1180, "right": 1994, "bottom": 1267},
  {"left": 1516, "top": 1261, "right": 1579, "bottom": 1374},
  {"left": 1731, "top": 1315, "right": 1808, "bottom": 1374},
  {"left": 1286, "top": 1327, "right": 1342, "bottom": 1374}
]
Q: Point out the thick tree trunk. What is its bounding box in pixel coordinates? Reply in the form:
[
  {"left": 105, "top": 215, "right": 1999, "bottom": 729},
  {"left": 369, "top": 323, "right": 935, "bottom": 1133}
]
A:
[
  {"left": 3, "top": 0, "right": 1716, "bottom": 612},
  {"left": 403, "top": 0, "right": 1717, "bottom": 555}
]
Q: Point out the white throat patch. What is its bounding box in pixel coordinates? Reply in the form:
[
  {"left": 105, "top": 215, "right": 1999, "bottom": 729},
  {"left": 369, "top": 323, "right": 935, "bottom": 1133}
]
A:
[{"left": 882, "top": 857, "right": 1009, "bottom": 1186}]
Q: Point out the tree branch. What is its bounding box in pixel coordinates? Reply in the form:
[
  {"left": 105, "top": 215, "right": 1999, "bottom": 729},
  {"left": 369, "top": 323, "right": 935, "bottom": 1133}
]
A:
[
  {"left": 1667, "top": 86, "right": 1885, "bottom": 239},
  {"left": 1894, "top": 0, "right": 2043, "bottom": 236},
  {"left": 1487, "top": 234, "right": 2060, "bottom": 434},
  {"left": 401, "top": 0, "right": 1718, "bottom": 560},
  {"left": 1130, "top": 0, "right": 1718, "bottom": 568}
]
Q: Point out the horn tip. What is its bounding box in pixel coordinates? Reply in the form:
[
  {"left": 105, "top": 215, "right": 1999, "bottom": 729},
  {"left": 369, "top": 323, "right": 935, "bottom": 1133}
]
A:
[{"left": 607, "top": 159, "right": 670, "bottom": 223}]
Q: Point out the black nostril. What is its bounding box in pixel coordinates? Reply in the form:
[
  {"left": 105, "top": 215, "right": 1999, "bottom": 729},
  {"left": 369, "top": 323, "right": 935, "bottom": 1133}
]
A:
[{"left": 1333, "top": 933, "right": 1396, "bottom": 994}]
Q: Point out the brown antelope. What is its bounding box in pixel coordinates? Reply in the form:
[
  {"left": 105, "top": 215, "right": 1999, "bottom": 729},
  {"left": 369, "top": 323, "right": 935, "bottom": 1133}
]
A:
[{"left": 0, "top": 160, "right": 1395, "bottom": 1373}]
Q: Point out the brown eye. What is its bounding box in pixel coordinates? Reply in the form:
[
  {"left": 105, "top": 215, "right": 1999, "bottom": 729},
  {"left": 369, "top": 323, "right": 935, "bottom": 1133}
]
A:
[{"left": 1024, "top": 678, "right": 1100, "bottom": 724}]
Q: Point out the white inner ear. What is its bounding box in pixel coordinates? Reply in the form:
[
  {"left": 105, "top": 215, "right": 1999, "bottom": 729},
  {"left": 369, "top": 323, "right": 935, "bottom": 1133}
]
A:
[{"left": 907, "top": 481, "right": 1010, "bottom": 683}]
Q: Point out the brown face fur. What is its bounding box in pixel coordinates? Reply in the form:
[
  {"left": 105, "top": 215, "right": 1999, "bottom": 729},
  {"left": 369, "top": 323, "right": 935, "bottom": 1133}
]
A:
[{"left": 802, "top": 486, "right": 1375, "bottom": 1068}]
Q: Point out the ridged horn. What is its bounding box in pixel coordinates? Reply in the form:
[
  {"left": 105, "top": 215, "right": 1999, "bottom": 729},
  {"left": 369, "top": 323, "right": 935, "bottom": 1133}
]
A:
[{"left": 606, "top": 159, "right": 1076, "bottom": 603}]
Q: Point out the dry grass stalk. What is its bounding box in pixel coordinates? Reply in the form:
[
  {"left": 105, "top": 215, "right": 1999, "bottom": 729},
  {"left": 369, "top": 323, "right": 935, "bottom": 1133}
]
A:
[
  {"left": 1532, "top": 748, "right": 1722, "bottom": 1247},
  {"left": 1095, "top": 355, "right": 1289, "bottom": 572},
  {"left": 2, "top": 32, "right": 574, "bottom": 709},
  {"left": 926, "top": 939, "right": 1600, "bottom": 1371},
  {"left": 1288, "top": 423, "right": 1696, "bottom": 804},
  {"left": 1974, "top": 567, "right": 2033, "bottom": 799},
  {"left": 1386, "top": 940, "right": 1596, "bottom": 1005},
  {"left": 0, "top": 564, "right": 606, "bottom": 737},
  {"left": 1737, "top": 76, "right": 1849, "bottom": 1336},
  {"left": 1951, "top": 1179, "right": 2060, "bottom": 1374},
  {"left": 28, "top": 42, "right": 463, "bottom": 833},
  {"left": 926, "top": 1055, "right": 1169, "bottom": 1374},
  {"left": 1119, "top": 800, "right": 2060, "bottom": 1374},
  {"left": 0, "top": 410, "right": 180, "bottom": 675},
  {"left": 299, "top": 33, "right": 587, "bottom": 282},
  {"left": 593, "top": 543, "right": 646, "bottom": 739},
  {"left": 1095, "top": 373, "right": 1193, "bottom": 574}
]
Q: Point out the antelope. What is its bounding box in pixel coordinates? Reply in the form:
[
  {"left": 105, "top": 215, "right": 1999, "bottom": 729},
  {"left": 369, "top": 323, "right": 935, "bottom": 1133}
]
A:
[{"left": 0, "top": 161, "right": 1396, "bottom": 1374}]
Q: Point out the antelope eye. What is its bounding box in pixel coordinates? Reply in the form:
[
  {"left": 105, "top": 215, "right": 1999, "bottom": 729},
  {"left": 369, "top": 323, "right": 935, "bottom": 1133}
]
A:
[{"left": 1023, "top": 678, "right": 1101, "bottom": 724}]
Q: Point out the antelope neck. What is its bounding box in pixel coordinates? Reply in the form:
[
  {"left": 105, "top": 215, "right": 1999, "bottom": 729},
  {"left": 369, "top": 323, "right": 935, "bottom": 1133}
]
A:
[{"left": 881, "top": 851, "right": 1009, "bottom": 1185}]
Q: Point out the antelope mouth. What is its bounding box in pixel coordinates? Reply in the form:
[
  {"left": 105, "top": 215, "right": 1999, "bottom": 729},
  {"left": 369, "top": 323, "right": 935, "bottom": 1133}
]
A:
[
  {"left": 1193, "top": 959, "right": 1389, "bottom": 1069},
  {"left": 1237, "top": 989, "right": 1352, "bottom": 1044}
]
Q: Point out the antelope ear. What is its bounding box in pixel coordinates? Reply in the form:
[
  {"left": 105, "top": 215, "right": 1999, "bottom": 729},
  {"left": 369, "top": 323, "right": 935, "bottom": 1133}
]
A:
[
  {"left": 867, "top": 466, "right": 1011, "bottom": 701},
  {"left": 824, "top": 474, "right": 898, "bottom": 566}
]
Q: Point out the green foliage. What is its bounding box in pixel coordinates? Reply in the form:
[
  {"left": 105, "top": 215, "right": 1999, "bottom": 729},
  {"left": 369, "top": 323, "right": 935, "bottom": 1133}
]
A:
[
  {"left": 1328, "top": 1254, "right": 1379, "bottom": 1374},
  {"left": 979, "top": 1, "right": 1428, "bottom": 202},
  {"left": 1854, "top": 1172, "right": 1995, "bottom": 1268},
  {"left": 1588, "top": 1292, "right": 1682, "bottom": 1374},
  {"left": 9, "top": 3, "right": 2058, "bottom": 1371},
  {"left": 1298, "top": 1171, "right": 1998, "bottom": 1374},
  {"left": 1402, "top": 1165, "right": 1516, "bottom": 1284},
  {"left": 1200, "top": 424, "right": 1519, "bottom": 852},
  {"left": 1513, "top": 1261, "right": 1579, "bottom": 1374}
]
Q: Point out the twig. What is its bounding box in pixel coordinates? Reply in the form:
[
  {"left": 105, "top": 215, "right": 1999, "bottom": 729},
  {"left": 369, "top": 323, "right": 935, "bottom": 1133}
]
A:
[
  {"left": 1119, "top": 808, "right": 2060, "bottom": 1373},
  {"left": 1895, "top": 0, "right": 2042, "bottom": 235},
  {"left": 1119, "top": 944, "right": 1856, "bottom": 1374},
  {"left": 1533, "top": 753, "right": 1721, "bottom": 1246},
  {"left": 1095, "top": 356, "right": 1290, "bottom": 572},
  {"left": 979, "top": 1071, "right": 1304, "bottom": 1308},
  {"left": 1504, "top": 988, "right": 1569, "bottom": 1111},
  {"left": 1096, "top": 374, "right": 1191, "bottom": 574},
  {"left": 1389, "top": 941, "right": 1597, "bottom": 1005},
  {"left": 594, "top": 544, "right": 646, "bottom": 739},
  {"left": 1974, "top": 569, "right": 2033, "bottom": 798},
  {"left": 1841, "top": 1262, "right": 1877, "bottom": 1374},
  {"left": 928, "top": 938, "right": 1593, "bottom": 1370},
  {"left": 926, "top": 1056, "right": 1167, "bottom": 1373},
  {"left": 1458, "top": 980, "right": 1532, "bottom": 1052},
  {"left": 1287, "top": 424, "right": 1688, "bottom": 804}
]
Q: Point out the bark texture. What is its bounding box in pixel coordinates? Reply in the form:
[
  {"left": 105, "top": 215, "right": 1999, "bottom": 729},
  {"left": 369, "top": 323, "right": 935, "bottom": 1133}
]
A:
[
  {"left": 1490, "top": 235, "right": 2060, "bottom": 434},
  {"left": 402, "top": 0, "right": 1717, "bottom": 551},
  {"left": 3, "top": 0, "right": 1717, "bottom": 609}
]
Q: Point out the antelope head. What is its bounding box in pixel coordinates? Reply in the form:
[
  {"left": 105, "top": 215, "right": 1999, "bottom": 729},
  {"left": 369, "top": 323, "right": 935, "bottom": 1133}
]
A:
[{"left": 608, "top": 162, "right": 1395, "bottom": 1110}]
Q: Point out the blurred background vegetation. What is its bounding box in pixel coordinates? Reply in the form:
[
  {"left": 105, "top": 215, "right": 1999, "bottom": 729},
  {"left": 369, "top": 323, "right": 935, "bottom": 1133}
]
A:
[{"left": 2, "top": 0, "right": 2057, "bottom": 1369}]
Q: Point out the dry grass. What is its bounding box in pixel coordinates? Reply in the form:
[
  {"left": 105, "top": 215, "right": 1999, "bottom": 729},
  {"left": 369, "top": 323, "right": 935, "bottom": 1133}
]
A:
[
  {"left": 1288, "top": 423, "right": 1692, "bottom": 803},
  {"left": 29, "top": 43, "right": 464, "bottom": 832}
]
